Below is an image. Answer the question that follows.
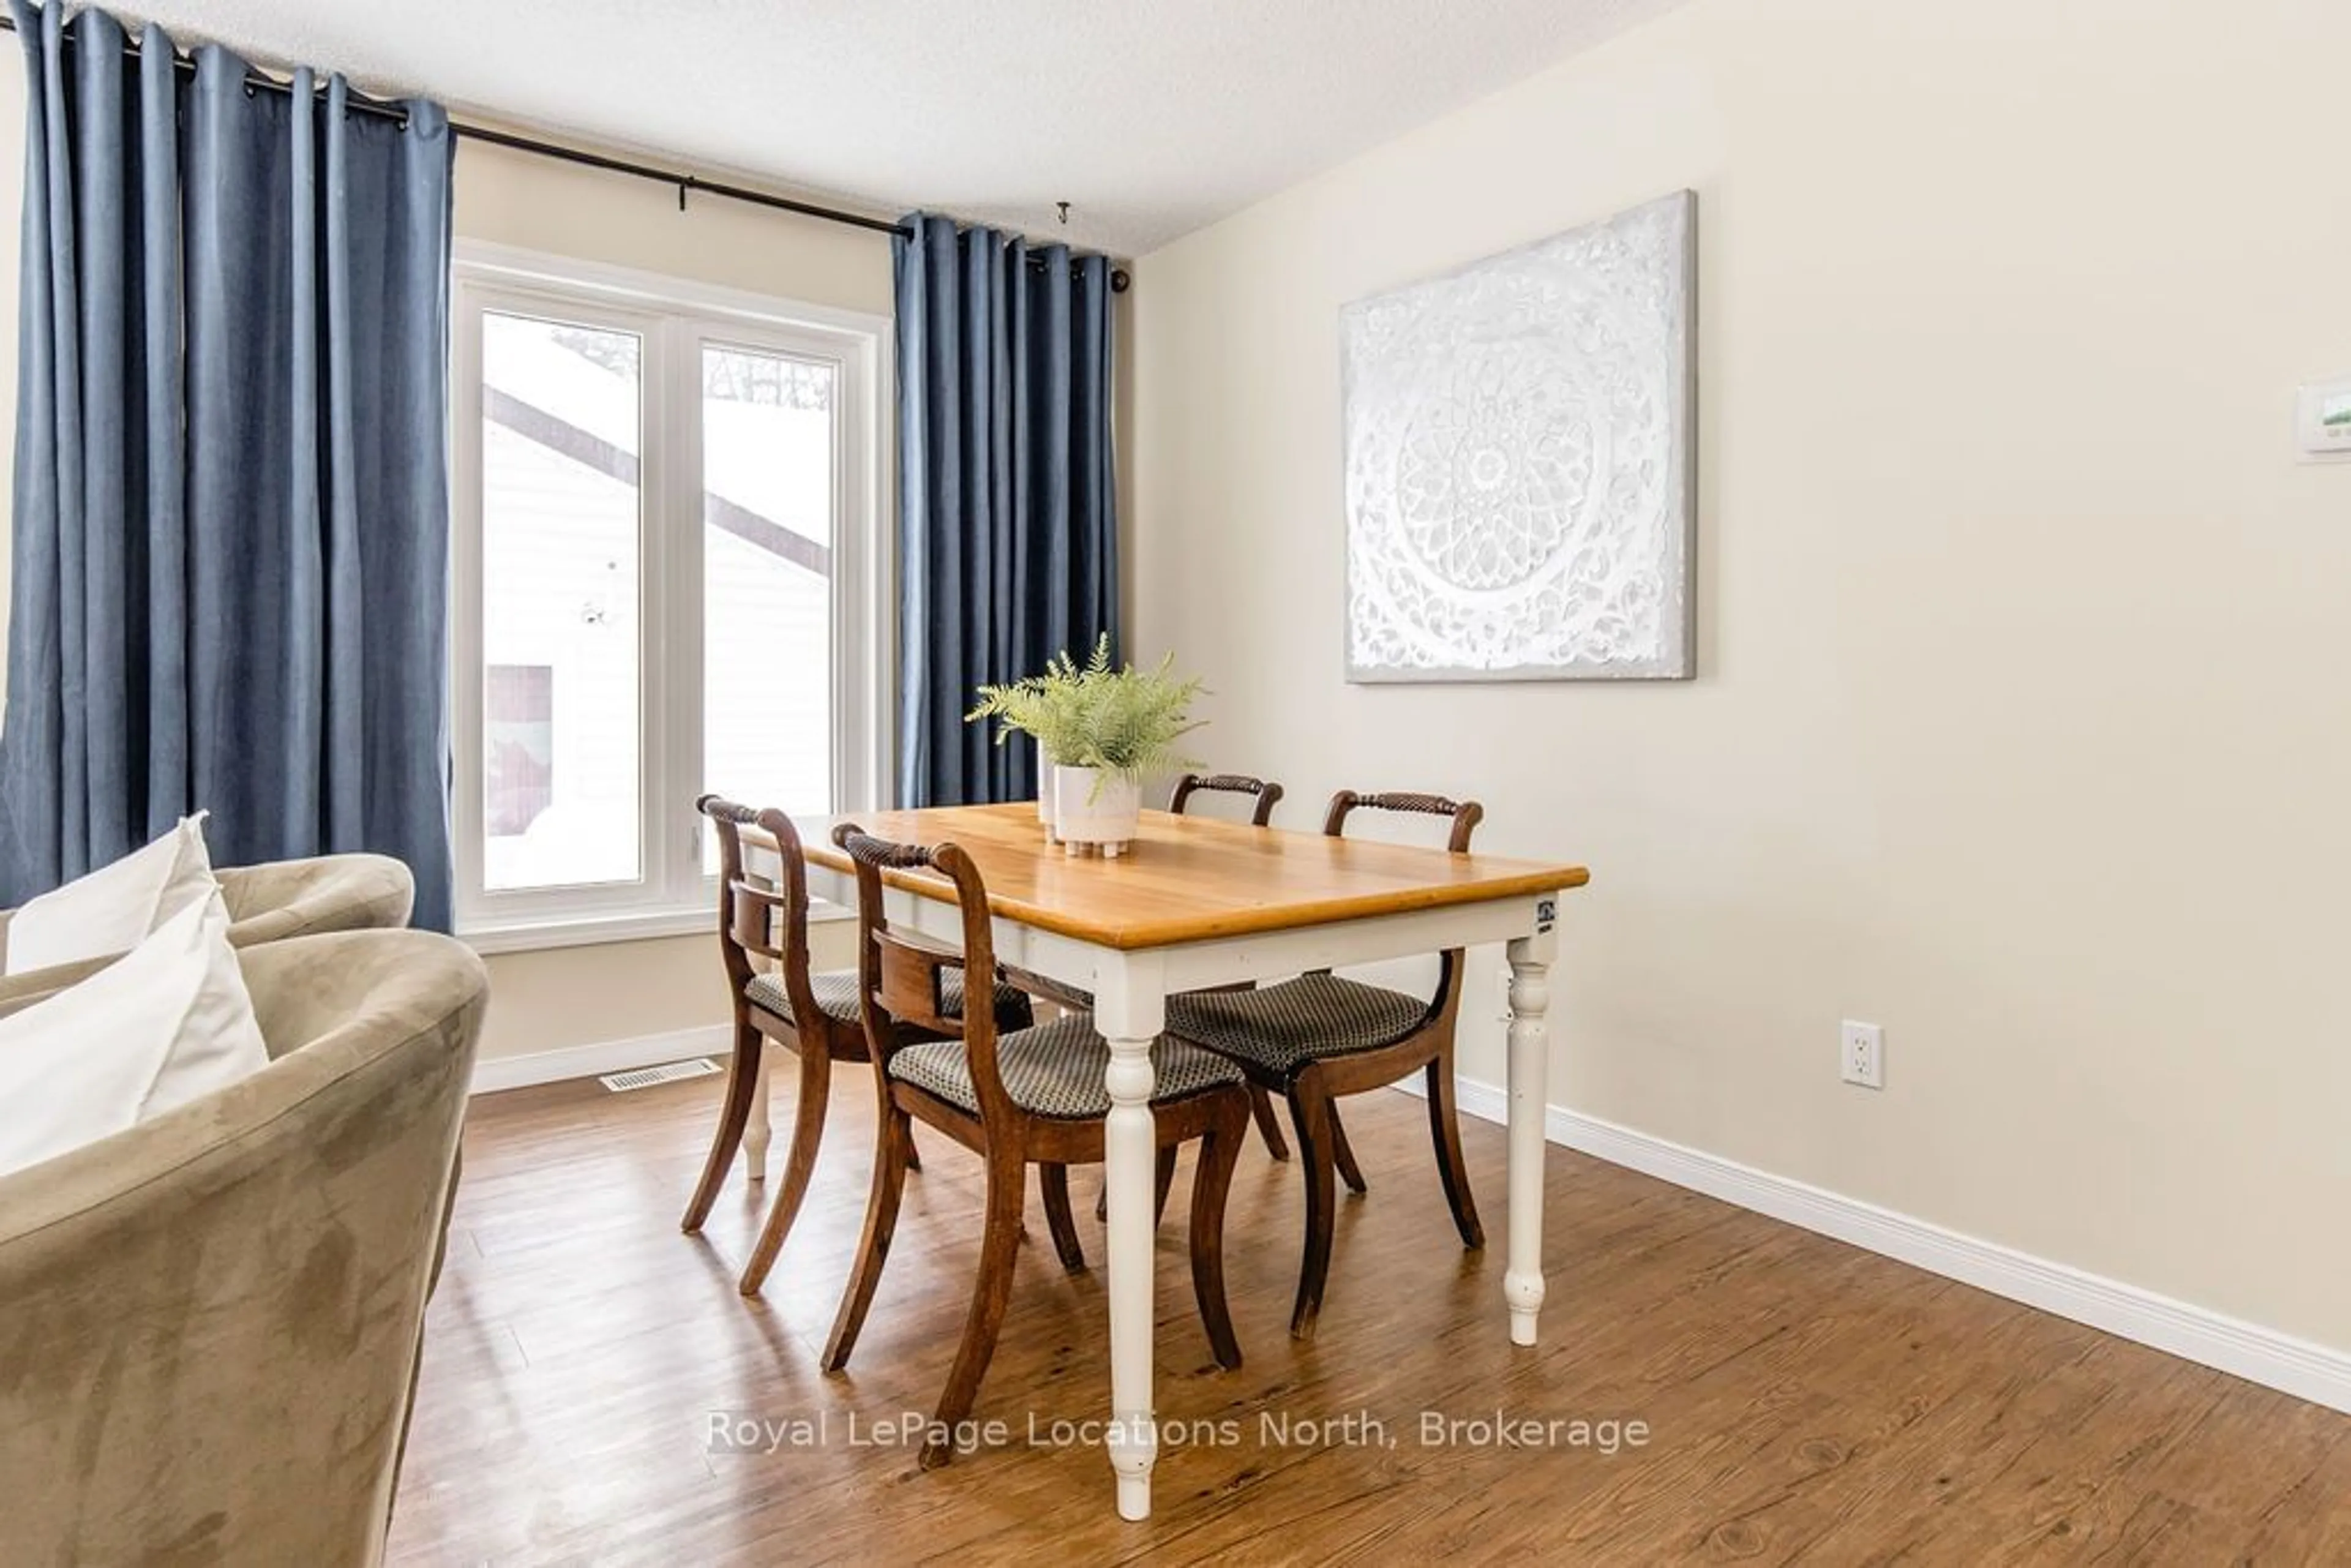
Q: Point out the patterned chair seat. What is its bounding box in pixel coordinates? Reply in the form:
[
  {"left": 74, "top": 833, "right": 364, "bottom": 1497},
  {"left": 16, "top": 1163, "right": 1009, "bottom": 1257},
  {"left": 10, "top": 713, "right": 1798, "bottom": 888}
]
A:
[
  {"left": 746, "top": 968, "right": 1029, "bottom": 1029},
  {"left": 887, "top": 1013, "right": 1244, "bottom": 1120},
  {"left": 1164, "top": 973, "right": 1430, "bottom": 1077}
]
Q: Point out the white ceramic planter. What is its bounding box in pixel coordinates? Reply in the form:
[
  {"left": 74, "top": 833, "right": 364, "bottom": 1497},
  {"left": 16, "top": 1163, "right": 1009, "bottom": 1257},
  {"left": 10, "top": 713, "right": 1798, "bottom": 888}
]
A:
[
  {"left": 1052, "top": 765, "right": 1142, "bottom": 857},
  {"left": 1037, "top": 747, "right": 1059, "bottom": 840}
]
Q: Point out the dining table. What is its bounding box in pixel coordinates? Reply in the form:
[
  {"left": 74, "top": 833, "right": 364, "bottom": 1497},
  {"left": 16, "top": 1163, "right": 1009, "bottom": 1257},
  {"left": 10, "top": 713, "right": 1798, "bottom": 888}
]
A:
[{"left": 748, "top": 800, "right": 1589, "bottom": 1522}]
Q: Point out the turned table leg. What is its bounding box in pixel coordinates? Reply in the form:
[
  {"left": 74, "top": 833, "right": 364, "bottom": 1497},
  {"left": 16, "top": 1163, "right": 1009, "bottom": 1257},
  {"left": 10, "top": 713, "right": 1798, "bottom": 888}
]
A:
[
  {"left": 1504, "top": 911, "right": 1559, "bottom": 1346},
  {"left": 1094, "top": 956, "right": 1166, "bottom": 1521}
]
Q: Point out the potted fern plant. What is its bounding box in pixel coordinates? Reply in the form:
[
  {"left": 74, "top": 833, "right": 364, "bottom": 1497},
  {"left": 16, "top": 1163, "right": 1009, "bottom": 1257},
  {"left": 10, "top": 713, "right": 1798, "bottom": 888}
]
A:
[
  {"left": 968, "top": 636, "right": 1204, "bottom": 857},
  {"left": 964, "top": 648, "right": 1090, "bottom": 839}
]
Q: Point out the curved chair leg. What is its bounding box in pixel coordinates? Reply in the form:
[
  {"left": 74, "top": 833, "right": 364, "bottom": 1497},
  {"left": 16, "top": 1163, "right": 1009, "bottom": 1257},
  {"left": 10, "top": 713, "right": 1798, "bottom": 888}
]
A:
[
  {"left": 1425, "top": 1056, "right": 1485, "bottom": 1250},
  {"left": 922, "top": 1147, "right": 1029, "bottom": 1469},
  {"left": 1328, "top": 1099, "right": 1368, "bottom": 1195},
  {"left": 822, "top": 1106, "right": 912, "bottom": 1371},
  {"left": 1038, "top": 1163, "right": 1087, "bottom": 1272},
  {"left": 1188, "top": 1097, "right": 1249, "bottom": 1369},
  {"left": 1248, "top": 1084, "right": 1291, "bottom": 1161},
  {"left": 1286, "top": 1081, "right": 1340, "bottom": 1341},
  {"left": 1094, "top": 1144, "right": 1181, "bottom": 1225},
  {"left": 681, "top": 1020, "right": 762, "bottom": 1233},
  {"left": 738, "top": 1049, "right": 833, "bottom": 1294}
]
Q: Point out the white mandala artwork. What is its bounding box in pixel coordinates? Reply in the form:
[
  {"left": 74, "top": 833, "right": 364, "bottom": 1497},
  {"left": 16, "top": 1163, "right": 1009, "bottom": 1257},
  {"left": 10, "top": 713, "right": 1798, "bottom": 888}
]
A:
[{"left": 1343, "top": 190, "right": 1695, "bottom": 681}]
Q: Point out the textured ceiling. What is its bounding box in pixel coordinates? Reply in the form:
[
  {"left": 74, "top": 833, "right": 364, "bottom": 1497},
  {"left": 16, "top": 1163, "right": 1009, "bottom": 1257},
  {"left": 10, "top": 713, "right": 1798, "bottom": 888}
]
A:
[{"left": 84, "top": 0, "right": 1686, "bottom": 256}]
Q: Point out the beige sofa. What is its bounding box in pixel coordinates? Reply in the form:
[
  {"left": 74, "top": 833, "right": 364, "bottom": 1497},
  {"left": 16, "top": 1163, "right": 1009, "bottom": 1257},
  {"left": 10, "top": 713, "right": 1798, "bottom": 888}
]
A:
[
  {"left": 0, "top": 852, "right": 416, "bottom": 1007},
  {"left": 0, "top": 928, "right": 488, "bottom": 1567}
]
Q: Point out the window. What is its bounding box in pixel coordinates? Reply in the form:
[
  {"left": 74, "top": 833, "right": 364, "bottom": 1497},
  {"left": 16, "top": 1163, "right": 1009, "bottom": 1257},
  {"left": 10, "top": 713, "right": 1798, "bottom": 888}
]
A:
[{"left": 451, "top": 246, "right": 888, "bottom": 945}]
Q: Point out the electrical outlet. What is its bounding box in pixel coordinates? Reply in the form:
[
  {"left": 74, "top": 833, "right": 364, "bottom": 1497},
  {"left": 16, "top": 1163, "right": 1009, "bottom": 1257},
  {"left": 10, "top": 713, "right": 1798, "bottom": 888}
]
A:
[
  {"left": 1840, "top": 1021, "right": 1884, "bottom": 1089},
  {"left": 1497, "top": 966, "right": 1515, "bottom": 1022}
]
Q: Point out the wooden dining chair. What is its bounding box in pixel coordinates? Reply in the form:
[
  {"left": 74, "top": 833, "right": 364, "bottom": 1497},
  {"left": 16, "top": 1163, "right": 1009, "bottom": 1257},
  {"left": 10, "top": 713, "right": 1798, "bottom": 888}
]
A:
[
  {"left": 821, "top": 823, "right": 1253, "bottom": 1469},
  {"left": 1156, "top": 772, "right": 1304, "bottom": 1161},
  {"left": 1166, "top": 771, "right": 1328, "bottom": 1167},
  {"left": 681, "top": 796, "right": 1033, "bottom": 1297},
  {"left": 1165, "top": 789, "right": 1487, "bottom": 1340}
]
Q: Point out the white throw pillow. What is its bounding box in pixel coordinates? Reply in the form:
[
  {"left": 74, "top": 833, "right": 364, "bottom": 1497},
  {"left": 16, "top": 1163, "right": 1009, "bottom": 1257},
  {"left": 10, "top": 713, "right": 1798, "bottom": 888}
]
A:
[
  {"left": 4, "top": 812, "right": 220, "bottom": 975},
  {"left": 0, "top": 890, "right": 272, "bottom": 1180}
]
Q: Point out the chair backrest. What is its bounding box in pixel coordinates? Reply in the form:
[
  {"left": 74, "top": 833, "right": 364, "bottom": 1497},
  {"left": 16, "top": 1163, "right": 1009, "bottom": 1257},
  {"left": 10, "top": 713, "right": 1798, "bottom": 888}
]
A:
[
  {"left": 1322, "top": 790, "right": 1485, "bottom": 1015},
  {"left": 834, "top": 825, "right": 1019, "bottom": 1128},
  {"left": 0, "top": 928, "right": 487, "bottom": 1565},
  {"left": 699, "top": 795, "right": 820, "bottom": 1030},
  {"left": 1169, "top": 771, "right": 1285, "bottom": 827},
  {"left": 217, "top": 853, "right": 416, "bottom": 944},
  {"left": 1323, "top": 789, "right": 1483, "bottom": 852}
]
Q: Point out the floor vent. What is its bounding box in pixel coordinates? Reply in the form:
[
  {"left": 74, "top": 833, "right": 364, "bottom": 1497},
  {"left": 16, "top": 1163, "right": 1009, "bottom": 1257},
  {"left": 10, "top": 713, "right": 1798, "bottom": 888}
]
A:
[{"left": 598, "top": 1058, "right": 721, "bottom": 1093}]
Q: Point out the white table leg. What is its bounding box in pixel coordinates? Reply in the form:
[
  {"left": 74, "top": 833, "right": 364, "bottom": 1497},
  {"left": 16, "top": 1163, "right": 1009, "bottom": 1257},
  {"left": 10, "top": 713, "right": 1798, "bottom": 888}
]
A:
[
  {"left": 1504, "top": 914, "right": 1559, "bottom": 1346},
  {"left": 743, "top": 1049, "right": 771, "bottom": 1184},
  {"left": 1094, "top": 954, "right": 1166, "bottom": 1521}
]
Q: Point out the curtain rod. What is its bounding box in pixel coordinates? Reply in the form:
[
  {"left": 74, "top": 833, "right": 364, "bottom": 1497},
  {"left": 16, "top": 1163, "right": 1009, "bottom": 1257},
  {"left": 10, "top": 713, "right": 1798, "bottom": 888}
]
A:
[{"left": 0, "top": 13, "right": 1132, "bottom": 292}]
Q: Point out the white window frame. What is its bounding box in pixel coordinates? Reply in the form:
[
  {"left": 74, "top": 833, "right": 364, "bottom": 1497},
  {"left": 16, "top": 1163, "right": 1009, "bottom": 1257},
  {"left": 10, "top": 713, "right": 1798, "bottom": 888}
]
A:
[{"left": 449, "top": 241, "right": 892, "bottom": 952}]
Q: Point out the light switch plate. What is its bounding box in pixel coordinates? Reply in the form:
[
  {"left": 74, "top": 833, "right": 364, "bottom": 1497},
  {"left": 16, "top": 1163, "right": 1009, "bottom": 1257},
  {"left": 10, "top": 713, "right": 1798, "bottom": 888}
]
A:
[{"left": 2296, "top": 377, "right": 2351, "bottom": 463}]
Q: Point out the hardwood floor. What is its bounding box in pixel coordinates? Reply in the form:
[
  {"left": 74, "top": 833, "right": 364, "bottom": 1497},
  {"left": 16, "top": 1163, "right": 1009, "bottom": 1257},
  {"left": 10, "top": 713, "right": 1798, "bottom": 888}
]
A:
[{"left": 391, "top": 1068, "right": 2349, "bottom": 1566}]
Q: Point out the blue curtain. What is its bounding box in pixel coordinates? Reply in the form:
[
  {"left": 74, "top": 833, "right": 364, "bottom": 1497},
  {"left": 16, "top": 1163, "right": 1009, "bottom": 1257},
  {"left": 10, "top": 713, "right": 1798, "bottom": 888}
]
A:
[
  {"left": 894, "top": 212, "right": 1117, "bottom": 807},
  {"left": 0, "top": 2, "right": 456, "bottom": 928}
]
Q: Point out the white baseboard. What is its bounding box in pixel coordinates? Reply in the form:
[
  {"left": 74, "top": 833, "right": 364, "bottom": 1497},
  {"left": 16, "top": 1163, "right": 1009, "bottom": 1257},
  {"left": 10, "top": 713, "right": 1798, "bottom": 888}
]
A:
[
  {"left": 1404, "top": 1073, "right": 2351, "bottom": 1416},
  {"left": 469, "top": 1024, "right": 734, "bottom": 1097}
]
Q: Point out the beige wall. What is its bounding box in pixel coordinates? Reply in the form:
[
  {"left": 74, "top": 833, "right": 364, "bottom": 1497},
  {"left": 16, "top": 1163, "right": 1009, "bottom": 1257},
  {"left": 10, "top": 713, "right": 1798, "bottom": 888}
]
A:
[
  {"left": 1131, "top": 0, "right": 2351, "bottom": 1351},
  {"left": 454, "top": 140, "right": 886, "bottom": 1060}
]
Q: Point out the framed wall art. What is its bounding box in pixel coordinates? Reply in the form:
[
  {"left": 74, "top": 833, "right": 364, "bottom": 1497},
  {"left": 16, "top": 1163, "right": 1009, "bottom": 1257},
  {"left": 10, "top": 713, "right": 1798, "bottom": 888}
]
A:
[{"left": 1341, "top": 189, "right": 1696, "bottom": 682}]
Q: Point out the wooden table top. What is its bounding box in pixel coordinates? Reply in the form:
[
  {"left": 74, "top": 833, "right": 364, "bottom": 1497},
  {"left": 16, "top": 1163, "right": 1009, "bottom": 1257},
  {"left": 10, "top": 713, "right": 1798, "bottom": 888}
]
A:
[{"left": 765, "top": 802, "right": 1589, "bottom": 951}]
